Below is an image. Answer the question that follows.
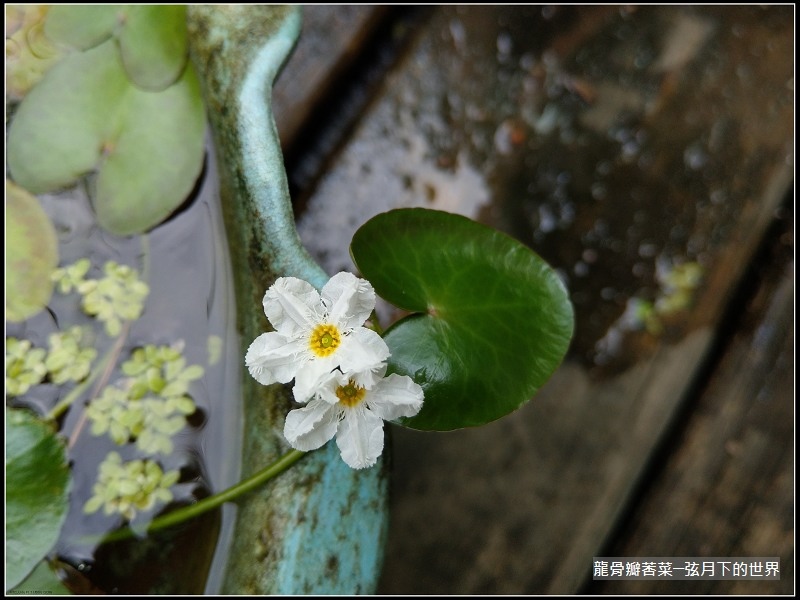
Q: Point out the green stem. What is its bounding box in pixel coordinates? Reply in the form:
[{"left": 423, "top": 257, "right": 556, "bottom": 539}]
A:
[
  {"left": 66, "top": 321, "right": 132, "bottom": 448},
  {"left": 46, "top": 353, "right": 108, "bottom": 421},
  {"left": 95, "top": 449, "right": 306, "bottom": 543},
  {"left": 368, "top": 310, "right": 385, "bottom": 336}
]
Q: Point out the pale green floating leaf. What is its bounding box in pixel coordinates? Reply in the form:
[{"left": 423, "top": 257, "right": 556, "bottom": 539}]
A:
[
  {"left": 181, "top": 365, "right": 205, "bottom": 382},
  {"left": 160, "top": 380, "right": 188, "bottom": 398},
  {"left": 5, "top": 338, "right": 47, "bottom": 397},
  {"left": 45, "top": 5, "right": 188, "bottom": 92},
  {"left": 6, "top": 181, "right": 59, "bottom": 322},
  {"left": 6, "top": 408, "right": 71, "bottom": 590},
  {"left": 9, "top": 559, "right": 71, "bottom": 595},
  {"left": 44, "top": 5, "right": 122, "bottom": 50},
  {"left": 118, "top": 5, "right": 189, "bottom": 91},
  {"left": 8, "top": 39, "right": 206, "bottom": 236},
  {"left": 7, "top": 41, "right": 129, "bottom": 193},
  {"left": 173, "top": 396, "right": 197, "bottom": 414},
  {"left": 163, "top": 356, "right": 185, "bottom": 381},
  {"left": 207, "top": 335, "right": 223, "bottom": 366},
  {"left": 95, "top": 63, "right": 206, "bottom": 235}
]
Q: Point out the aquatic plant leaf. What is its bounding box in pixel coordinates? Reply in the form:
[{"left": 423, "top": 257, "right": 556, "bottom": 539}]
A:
[
  {"left": 44, "top": 5, "right": 121, "bottom": 50},
  {"left": 7, "top": 41, "right": 129, "bottom": 193},
  {"left": 94, "top": 63, "right": 205, "bottom": 235},
  {"left": 46, "top": 6, "right": 188, "bottom": 91},
  {"left": 118, "top": 5, "right": 189, "bottom": 91},
  {"left": 350, "top": 208, "right": 574, "bottom": 431},
  {"left": 7, "top": 40, "right": 206, "bottom": 236},
  {"left": 6, "top": 408, "right": 71, "bottom": 590},
  {"left": 6, "top": 5, "right": 69, "bottom": 101},
  {"left": 9, "top": 560, "right": 71, "bottom": 595},
  {"left": 6, "top": 181, "right": 59, "bottom": 322}
]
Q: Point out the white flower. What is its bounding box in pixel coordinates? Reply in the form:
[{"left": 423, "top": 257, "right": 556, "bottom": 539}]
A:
[
  {"left": 245, "top": 272, "right": 390, "bottom": 402},
  {"left": 284, "top": 366, "right": 424, "bottom": 469}
]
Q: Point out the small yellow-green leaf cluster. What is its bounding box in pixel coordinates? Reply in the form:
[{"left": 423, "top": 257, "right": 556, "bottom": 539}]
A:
[
  {"left": 6, "top": 327, "right": 96, "bottom": 397},
  {"left": 44, "top": 326, "right": 97, "bottom": 385},
  {"left": 83, "top": 452, "right": 179, "bottom": 521},
  {"left": 52, "top": 259, "right": 149, "bottom": 337},
  {"left": 5, "top": 339, "right": 47, "bottom": 397},
  {"left": 623, "top": 261, "right": 705, "bottom": 336},
  {"left": 87, "top": 386, "right": 145, "bottom": 445},
  {"left": 86, "top": 344, "right": 202, "bottom": 454},
  {"left": 628, "top": 297, "right": 663, "bottom": 336},
  {"left": 81, "top": 262, "right": 149, "bottom": 337},
  {"left": 654, "top": 261, "right": 704, "bottom": 315},
  {"left": 51, "top": 258, "right": 91, "bottom": 294}
]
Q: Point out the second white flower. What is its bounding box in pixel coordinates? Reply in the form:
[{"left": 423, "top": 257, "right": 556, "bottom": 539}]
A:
[{"left": 284, "top": 366, "right": 424, "bottom": 469}]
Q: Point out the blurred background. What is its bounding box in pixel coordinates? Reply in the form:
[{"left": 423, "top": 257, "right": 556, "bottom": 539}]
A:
[
  {"left": 274, "top": 5, "right": 793, "bottom": 594},
  {"left": 9, "top": 4, "right": 790, "bottom": 595}
]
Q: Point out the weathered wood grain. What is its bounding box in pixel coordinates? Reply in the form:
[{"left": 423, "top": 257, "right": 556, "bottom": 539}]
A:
[
  {"left": 275, "top": 6, "right": 793, "bottom": 594},
  {"left": 251, "top": 4, "right": 794, "bottom": 594},
  {"left": 592, "top": 212, "right": 794, "bottom": 595},
  {"left": 272, "top": 5, "right": 389, "bottom": 152}
]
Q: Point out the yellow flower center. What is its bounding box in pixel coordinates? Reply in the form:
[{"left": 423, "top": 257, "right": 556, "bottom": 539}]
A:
[
  {"left": 335, "top": 380, "right": 367, "bottom": 408},
  {"left": 308, "top": 323, "right": 341, "bottom": 357}
]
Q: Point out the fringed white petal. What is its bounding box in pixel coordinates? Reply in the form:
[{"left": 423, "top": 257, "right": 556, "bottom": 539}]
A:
[
  {"left": 336, "top": 405, "right": 384, "bottom": 469},
  {"left": 337, "top": 327, "right": 390, "bottom": 374},
  {"left": 245, "top": 332, "right": 305, "bottom": 385},
  {"left": 323, "top": 272, "right": 376, "bottom": 331},
  {"left": 367, "top": 374, "right": 424, "bottom": 421},
  {"left": 263, "top": 277, "right": 321, "bottom": 338},
  {"left": 293, "top": 357, "right": 337, "bottom": 403},
  {"left": 308, "top": 370, "right": 347, "bottom": 405},
  {"left": 284, "top": 399, "right": 339, "bottom": 451}
]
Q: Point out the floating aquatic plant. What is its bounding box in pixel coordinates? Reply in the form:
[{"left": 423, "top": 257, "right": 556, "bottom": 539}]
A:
[
  {"left": 83, "top": 452, "right": 180, "bottom": 521},
  {"left": 45, "top": 326, "right": 97, "bottom": 385},
  {"left": 79, "top": 261, "right": 150, "bottom": 337},
  {"left": 5, "top": 338, "right": 47, "bottom": 397},
  {"left": 87, "top": 344, "right": 202, "bottom": 454}
]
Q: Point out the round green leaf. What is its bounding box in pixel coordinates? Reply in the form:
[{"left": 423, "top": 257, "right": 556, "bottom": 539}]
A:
[
  {"left": 8, "top": 40, "right": 206, "bottom": 236},
  {"left": 6, "top": 408, "right": 71, "bottom": 590},
  {"left": 6, "top": 181, "right": 59, "bottom": 322},
  {"left": 350, "top": 208, "right": 574, "bottom": 431},
  {"left": 44, "top": 5, "right": 122, "bottom": 50},
  {"left": 7, "top": 40, "right": 129, "bottom": 193},
  {"left": 94, "top": 62, "right": 206, "bottom": 235},
  {"left": 10, "top": 560, "right": 71, "bottom": 595},
  {"left": 118, "top": 5, "right": 189, "bottom": 91}
]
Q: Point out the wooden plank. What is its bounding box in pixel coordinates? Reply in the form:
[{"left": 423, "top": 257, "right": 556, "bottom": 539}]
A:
[
  {"left": 272, "top": 5, "right": 389, "bottom": 151},
  {"left": 591, "top": 213, "right": 794, "bottom": 594},
  {"left": 283, "top": 6, "right": 792, "bottom": 594}
]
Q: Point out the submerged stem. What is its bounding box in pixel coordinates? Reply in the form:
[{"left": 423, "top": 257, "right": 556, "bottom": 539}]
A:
[
  {"left": 65, "top": 321, "right": 131, "bottom": 448},
  {"left": 46, "top": 354, "right": 106, "bottom": 422},
  {"left": 94, "top": 449, "right": 306, "bottom": 543},
  {"left": 54, "top": 235, "right": 149, "bottom": 438}
]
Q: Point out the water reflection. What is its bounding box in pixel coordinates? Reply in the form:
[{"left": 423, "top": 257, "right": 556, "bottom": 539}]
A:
[{"left": 6, "top": 152, "right": 241, "bottom": 593}]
